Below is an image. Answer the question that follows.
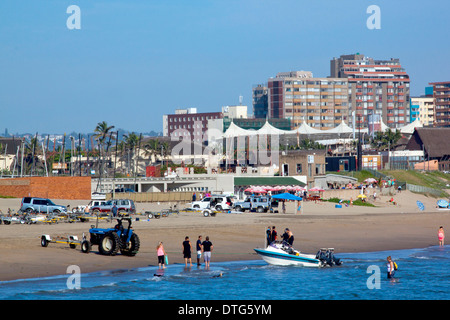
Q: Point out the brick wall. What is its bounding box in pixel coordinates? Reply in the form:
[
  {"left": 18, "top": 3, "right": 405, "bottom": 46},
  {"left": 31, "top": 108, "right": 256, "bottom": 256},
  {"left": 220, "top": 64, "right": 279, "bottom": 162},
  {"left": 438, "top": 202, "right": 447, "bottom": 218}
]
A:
[{"left": 0, "top": 177, "right": 91, "bottom": 200}]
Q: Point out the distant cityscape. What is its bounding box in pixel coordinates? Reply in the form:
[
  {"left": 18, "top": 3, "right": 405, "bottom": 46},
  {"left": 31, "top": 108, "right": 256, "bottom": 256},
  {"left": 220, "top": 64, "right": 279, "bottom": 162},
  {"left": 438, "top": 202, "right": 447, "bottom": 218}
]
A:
[
  {"left": 162, "top": 53, "right": 449, "bottom": 143},
  {"left": 2, "top": 52, "right": 449, "bottom": 146},
  {"left": 1, "top": 52, "right": 449, "bottom": 183}
]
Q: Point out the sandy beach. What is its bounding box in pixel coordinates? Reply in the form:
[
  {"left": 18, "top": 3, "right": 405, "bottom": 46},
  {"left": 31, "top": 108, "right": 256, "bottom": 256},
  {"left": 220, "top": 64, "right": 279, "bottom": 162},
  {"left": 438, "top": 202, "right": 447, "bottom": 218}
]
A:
[{"left": 0, "top": 190, "right": 449, "bottom": 281}]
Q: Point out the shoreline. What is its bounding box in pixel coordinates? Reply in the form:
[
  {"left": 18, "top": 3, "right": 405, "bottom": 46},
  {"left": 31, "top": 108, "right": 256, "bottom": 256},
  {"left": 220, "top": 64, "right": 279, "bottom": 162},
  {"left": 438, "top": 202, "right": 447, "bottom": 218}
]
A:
[
  {"left": 1, "top": 191, "right": 449, "bottom": 282},
  {"left": 2, "top": 245, "right": 444, "bottom": 284}
]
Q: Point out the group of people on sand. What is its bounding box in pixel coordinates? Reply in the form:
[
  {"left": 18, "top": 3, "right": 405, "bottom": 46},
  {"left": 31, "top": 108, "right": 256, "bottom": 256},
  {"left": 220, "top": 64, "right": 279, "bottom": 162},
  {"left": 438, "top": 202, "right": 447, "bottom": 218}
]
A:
[
  {"left": 155, "top": 235, "right": 214, "bottom": 269},
  {"left": 266, "top": 226, "right": 294, "bottom": 247}
]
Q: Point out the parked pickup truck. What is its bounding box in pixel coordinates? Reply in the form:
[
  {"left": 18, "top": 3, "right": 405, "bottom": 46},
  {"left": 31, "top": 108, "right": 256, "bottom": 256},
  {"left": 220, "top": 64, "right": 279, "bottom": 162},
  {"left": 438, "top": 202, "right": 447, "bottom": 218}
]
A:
[
  {"left": 90, "top": 199, "right": 136, "bottom": 216},
  {"left": 233, "top": 196, "right": 271, "bottom": 213}
]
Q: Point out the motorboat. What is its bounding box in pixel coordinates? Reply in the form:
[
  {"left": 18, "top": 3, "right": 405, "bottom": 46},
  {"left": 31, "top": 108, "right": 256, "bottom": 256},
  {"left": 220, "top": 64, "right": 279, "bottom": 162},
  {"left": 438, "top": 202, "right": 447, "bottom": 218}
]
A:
[{"left": 254, "top": 241, "right": 342, "bottom": 268}]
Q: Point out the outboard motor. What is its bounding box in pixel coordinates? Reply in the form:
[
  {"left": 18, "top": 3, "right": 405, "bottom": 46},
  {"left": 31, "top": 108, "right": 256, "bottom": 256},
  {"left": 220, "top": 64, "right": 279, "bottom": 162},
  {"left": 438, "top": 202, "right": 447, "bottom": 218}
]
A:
[{"left": 316, "top": 248, "right": 342, "bottom": 266}]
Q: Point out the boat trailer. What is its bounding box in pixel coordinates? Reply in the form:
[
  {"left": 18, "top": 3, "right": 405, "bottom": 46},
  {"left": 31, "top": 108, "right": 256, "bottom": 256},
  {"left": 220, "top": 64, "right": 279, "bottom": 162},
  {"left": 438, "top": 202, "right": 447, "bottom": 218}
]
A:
[{"left": 40, "top": 233, "right": 91, "bottom": 253}]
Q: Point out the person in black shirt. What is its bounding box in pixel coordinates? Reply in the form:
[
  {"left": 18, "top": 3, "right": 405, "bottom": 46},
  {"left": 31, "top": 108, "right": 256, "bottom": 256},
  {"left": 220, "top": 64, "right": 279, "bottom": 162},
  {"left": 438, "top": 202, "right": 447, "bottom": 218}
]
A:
[
  {"left": 282, "top": 228, "right": 290, "bottom": 243},
  {"left": 266, "top": 227, "right": 272, "bottom": 246},
  {"left": 182, "top": 236, "right": 192, "bottom": 267},
  {"left": 271, "top": 226, "right": 278, "bottom": 243},
  {"left": 287, "top": 229, "right": 294, "bottom": 246},
  {"left": 201, "top": 236, "right": 214, "bottom": 268},
  {"left": 196, "top": 235, "right": 203, "bottom": 266},
  {"left": 282, "top": 228, "right": 294, "bottom": 246}
]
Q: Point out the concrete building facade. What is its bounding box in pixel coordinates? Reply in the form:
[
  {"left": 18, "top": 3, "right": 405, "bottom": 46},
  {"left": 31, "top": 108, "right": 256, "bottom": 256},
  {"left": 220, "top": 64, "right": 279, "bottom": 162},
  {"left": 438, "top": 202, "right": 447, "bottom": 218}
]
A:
[
  {"left": 330, "top": 53, "right": 410, "bottom": 129},
  {"left": 429, "top": 81, "right": 450, "bottom": 127},
  {"left": 410, "top": 96, "right": 435, "bottom": 126},
  {"left": 267, "top": 71, "right": 349, "bottom": 129},
  {"left": 163, "top": 108, "right": 223, "bottom": 142},
  {"left": 279, "top": 149, "right": 326, "bottom": 189}
]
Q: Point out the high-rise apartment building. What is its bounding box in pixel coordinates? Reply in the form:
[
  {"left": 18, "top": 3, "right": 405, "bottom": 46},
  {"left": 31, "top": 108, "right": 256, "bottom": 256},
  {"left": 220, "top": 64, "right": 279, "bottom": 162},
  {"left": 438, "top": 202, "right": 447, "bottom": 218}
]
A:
[
  {"left": 429, "top": 81, "right": 450, "bottom": 127},
  {"left": 252, "top": 84, "right": 268, "bottom": 119},
  {"left": 330, "top": 54, "right": 410, "bottom": 129},
  {"left": 267, "top": 71, "right": 349, "bottom": 129},
  {"left": 410, "top": 96, "right": 434, "bottom": 126}
]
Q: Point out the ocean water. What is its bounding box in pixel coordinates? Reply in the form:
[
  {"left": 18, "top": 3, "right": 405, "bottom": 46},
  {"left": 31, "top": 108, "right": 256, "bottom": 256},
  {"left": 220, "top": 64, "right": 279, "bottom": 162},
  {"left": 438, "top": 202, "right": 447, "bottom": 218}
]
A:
[{"left": 0, "top": 246, "right": 448, "bottom": 300}]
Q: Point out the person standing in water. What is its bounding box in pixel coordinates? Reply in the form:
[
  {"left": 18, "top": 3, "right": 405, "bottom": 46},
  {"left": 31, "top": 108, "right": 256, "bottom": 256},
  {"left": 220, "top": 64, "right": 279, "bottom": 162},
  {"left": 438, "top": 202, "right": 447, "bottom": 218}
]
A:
[
  {"left": 156, "top": 242, "right": 166, "bottom": 269},
  {"left": 386, "top": 256, "right": 395, "bottom": 279},
  {"left": 201, "top": 236, "right": 214, "bottom": 269},
  {"left": 196, "top": 235, "right": 203, "bottom": 266},
  {"left": 438, "top": 226, "right": 445, "bottom": 247},
  {"left": 182, "top": 236, "right": 193, "bottom": 267}
]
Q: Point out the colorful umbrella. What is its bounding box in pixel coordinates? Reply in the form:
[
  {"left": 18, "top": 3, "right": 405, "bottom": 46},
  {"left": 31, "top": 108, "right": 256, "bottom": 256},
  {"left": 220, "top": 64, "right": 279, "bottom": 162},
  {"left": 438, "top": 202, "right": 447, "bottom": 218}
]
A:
[
  {"left": 437, "top": 199, "right": 449, "bottom": 208},
  {"left": 416, "top": 201, "right": 425, "bottom": 211}
]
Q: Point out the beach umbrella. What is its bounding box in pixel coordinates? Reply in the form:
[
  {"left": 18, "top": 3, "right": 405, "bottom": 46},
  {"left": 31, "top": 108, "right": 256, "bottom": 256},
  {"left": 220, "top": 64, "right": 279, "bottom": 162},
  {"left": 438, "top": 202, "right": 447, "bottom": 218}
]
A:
[
  {"left": 364, "top": 178, "right": 377, "bottom": 183},
  {"left": 309, "top": 187, "right": 324, "bottom": 192},
  {"left": 437, "top": 199, "right": 449, "bottom": 208},
  {"left": 271, "top": 193, "right": 303, "bottom": 201},
  {"left": 416, "top": 201, "right": 425, "bottom": 211},
  {"left": 357, "top": 194, "right": 367, "bottom": 199}
]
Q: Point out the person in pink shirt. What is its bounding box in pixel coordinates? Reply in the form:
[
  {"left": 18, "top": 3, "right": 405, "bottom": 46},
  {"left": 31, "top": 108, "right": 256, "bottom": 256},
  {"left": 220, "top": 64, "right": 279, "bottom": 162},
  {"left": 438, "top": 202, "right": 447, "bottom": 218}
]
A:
[{"left": 156, "top": 242, "right": 166, "bottom": 269}]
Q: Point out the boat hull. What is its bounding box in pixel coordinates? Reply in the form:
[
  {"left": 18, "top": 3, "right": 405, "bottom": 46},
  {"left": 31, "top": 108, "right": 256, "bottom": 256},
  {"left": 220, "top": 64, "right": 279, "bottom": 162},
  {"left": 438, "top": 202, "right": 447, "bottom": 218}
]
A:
[{"left": 254, "top": 248, "right": 321, "bottom": 267}]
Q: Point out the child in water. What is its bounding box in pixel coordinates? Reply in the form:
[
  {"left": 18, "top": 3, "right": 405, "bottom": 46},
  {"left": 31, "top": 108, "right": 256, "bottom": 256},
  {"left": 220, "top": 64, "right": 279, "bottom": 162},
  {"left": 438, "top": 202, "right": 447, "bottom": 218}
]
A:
[{"left": 438, "top": 226, "right": 445, "bottom": 247}]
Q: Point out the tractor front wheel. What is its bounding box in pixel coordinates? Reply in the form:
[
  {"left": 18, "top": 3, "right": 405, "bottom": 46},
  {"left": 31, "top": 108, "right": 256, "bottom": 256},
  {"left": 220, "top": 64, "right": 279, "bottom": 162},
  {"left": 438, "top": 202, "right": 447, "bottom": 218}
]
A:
[
  {"left": 81, "top": 240, "right": 91, "bottom": 253},
  {"left": 120, "top": 233, "right": 140, "bottom": 256}
]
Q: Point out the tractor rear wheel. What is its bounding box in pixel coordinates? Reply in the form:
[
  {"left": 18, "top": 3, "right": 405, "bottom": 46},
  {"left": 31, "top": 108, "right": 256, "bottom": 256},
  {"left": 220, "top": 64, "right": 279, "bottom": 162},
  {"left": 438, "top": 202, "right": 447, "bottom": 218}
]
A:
[
  {"left": 99, "top": 232, "right": 120, "bottom": 256},
  {"left": 120, "top": 233, "right": 140, "bottom": 256}
]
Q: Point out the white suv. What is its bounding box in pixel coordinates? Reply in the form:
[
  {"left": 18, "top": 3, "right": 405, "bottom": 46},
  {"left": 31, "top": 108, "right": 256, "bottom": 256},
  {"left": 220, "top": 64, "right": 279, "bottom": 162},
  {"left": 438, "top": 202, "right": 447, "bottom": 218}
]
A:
[{"left": 191, "top": 195, "right": 233, "bottom": 211}]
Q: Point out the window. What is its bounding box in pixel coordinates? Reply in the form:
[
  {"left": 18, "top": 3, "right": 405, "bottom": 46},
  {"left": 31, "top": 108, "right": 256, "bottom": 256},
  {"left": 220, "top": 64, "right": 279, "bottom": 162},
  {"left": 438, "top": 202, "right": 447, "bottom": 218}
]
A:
[
  {"left": 296, "top": 163, "right": 302, "bottom": 173},
  {"left": 315, "top": 164, "right": 321, "bottom": 175}
]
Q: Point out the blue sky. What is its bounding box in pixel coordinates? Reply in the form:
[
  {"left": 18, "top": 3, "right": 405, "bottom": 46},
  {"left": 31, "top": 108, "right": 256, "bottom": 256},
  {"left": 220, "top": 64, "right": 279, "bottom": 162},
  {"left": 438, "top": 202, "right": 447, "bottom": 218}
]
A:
[{"left": 0, "top": 0, "right": 449, "bottom": 134}]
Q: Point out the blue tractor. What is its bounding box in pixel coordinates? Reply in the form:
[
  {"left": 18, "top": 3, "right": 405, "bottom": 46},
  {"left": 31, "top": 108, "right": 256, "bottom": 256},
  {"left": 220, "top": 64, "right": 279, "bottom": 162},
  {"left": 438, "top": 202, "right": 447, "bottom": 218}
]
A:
[{"left": 88, "top": 218, "right": 140, "bottom": 256}]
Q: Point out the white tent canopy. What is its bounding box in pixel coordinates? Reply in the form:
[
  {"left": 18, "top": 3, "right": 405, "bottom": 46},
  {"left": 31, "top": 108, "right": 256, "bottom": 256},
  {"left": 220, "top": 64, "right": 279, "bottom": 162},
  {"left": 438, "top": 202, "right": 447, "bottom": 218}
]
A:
[
  {"left": 256, "top": 121, "right": 287, "bottom": 136},
  {"left": 398, "top": 118, "right": 422, "bottom": 134},
  {"left": 222, "top": 119, "right": 419, "bottom": 138},
  {"left": 324, "top": 120, "right": 354, "bottom": 134},
  {"left": 284, "top": 121, "right": 324, "bottom": 135},
  {"left": 223, "top": 121, "right": 257, "bottom": 138}
]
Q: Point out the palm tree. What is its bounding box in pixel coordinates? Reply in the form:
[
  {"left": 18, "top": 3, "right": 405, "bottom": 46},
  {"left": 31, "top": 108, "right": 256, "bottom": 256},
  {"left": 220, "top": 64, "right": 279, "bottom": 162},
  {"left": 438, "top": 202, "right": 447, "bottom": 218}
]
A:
[
  {"left": 143, "top": 139, "right": 161, "bottom": 163},
  {"left": 94, "top": 121, "right": 115, "bottom": 177},
  {"left": 94, "top": 121, "right": 115, "bottom": 153},
  {"left": 24, "top": 136, "right": 42, "bottom": 175},
  {"left": 123, "top": 132, "right": 140, "bottom": 175},
  {"left": 371, "top": 128, "right": 402, "bottom": 151}
]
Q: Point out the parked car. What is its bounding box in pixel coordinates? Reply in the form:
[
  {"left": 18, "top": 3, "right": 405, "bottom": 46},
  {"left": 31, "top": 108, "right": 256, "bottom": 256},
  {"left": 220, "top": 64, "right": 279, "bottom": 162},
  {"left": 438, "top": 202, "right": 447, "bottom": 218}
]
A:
[
  {"left": 90, "top": 199, "right": 136, "bottom": 216},
  {"left": 233, "top": 196, "right": 271, "bottom": 213},
  {"left": 190, "top": 194, "right": 233, "bottom": 211},
  {"left": 20, "top": 197, "right": 67, "bottom": 214},
  {"left": 71, "top": 200, "right": 107, "bottom": 213}
]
